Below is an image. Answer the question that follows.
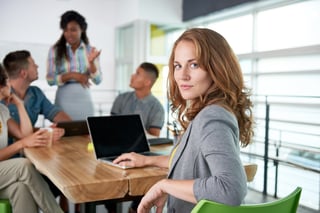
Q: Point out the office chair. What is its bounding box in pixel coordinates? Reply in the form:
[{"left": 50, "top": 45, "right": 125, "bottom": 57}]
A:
[
  {"left": 243, "top": 163, "right": 258, "bottom": 182},
  {"left": 191, "top": 187, "right": 302, "bottom": 213},
  {"left": 0, "top": 199, "right": 12, "bottom": 213}
]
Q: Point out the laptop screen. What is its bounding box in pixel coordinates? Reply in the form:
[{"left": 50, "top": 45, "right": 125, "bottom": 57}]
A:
[{"left": 87, "top": 114, "right": 151, "bottom": 159}]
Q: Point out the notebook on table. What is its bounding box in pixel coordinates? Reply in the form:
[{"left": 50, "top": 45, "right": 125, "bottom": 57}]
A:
[
  {"left": 86, "top": 114, "right": 161, "bottom": 169},
  {"left": 56, "top": 120, "right": 89, "bottom": 136}
]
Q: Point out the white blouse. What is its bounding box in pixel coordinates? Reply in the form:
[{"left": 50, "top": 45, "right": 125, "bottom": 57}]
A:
[{"left": 0, "top": 103, "right": 10, "bottom": 149}]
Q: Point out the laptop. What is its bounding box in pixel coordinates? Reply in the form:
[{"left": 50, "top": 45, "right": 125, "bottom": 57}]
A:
[
  {"left": 148, "top": 137, "right": 173, "bottom": 145},
  {"left": 86, "top": 114, "right": 161, "bottom": 169},
  {"left": 56, "top": 120, "right": 89, "bottom": 137}
]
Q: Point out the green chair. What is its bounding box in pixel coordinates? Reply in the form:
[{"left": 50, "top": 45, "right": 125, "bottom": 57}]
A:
[
  {"left": 191, "top": 187, "right": 302, "bottom": 213},
  {"left": 0, "top": 199, "right": 12, "bottom": 213}
]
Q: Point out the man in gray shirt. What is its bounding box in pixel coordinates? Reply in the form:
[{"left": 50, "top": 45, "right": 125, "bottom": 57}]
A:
[
  {"left": 107, "top": 62, "right": 165, "bottom": 213},
  {"left": 111, "top": 62, "right": 165, "bottom": 137}
]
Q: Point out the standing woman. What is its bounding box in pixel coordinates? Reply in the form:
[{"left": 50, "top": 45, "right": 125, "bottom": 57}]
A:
[
  {"left": 47, "top": 10, "right": 102, "bottom": 120},
  {"left": 113, "top": 28, "right": 254, "bottom": 213}
]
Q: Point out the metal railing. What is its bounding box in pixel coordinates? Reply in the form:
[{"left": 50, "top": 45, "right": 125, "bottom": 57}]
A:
[{"left": 241, "top": 95, "right": 320, "bottom": 211}]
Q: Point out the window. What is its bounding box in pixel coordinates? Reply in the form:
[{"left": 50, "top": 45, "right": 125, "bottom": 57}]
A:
[
  {"left": 208, "top": 15, "right": 253, "bottom": 54},
  {"left": 256, "top": 0, "right": 320, "bottom": 51}
]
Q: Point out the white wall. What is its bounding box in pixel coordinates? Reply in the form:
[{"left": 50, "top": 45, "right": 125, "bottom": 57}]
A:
[{"left": 0, "top": 0, "right": 182, "bottom": 91}]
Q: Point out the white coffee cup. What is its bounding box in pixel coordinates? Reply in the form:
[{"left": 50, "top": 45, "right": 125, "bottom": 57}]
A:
[{"left": 41, "top": 127, "right": 53, "bottom": 147}]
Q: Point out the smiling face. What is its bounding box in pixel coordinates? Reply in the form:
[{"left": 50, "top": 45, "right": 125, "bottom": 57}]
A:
[
  {"left": 63, "top": 21, "right": 82, "bottom": 47},
  {"left": 173, "top": 40, "right": 213, "bottom": 102}
]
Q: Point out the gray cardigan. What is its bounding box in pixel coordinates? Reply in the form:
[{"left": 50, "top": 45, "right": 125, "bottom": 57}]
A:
[{"left": 167, "top": 105, "right": 247, "bottom": 212}]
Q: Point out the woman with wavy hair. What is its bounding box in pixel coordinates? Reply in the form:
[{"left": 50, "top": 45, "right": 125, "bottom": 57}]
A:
[{"left": 113, "top": 28, "right": 254, "bottom": 213}]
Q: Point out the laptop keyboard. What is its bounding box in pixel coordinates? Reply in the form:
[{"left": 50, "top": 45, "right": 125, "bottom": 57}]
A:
[{"left": 100, "top": 156, "right": 117, "bottom": 161}]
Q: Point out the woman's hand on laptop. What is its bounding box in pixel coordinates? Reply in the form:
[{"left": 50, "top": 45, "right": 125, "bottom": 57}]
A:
[{"left": 113, "top": 152, "right": 147, "bottom": 168}]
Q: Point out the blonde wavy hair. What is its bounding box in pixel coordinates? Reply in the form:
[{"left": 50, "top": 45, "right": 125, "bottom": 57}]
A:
[{"left": 167, "top": 28, "right": 254, "bottom": 147}]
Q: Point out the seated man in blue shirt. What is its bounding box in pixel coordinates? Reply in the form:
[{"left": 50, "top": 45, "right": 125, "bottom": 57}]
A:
[
  {"left": 2, "top": 50, "right": 71, "bottom": 130},
  {"left": 2, "top": 50, "right": 72, "bottom": 212}
]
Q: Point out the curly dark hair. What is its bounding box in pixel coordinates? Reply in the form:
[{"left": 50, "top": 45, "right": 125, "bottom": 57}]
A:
[
  {"left": 167, "top": 28, "right": 254, "bottom": 147},
  {"left": 54, "top": 10, "right": 89, "bottom": 63}
]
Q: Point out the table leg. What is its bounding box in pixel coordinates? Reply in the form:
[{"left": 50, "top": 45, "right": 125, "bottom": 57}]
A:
[{"left": 80, "top": 202, "right": 96, "bottom": 213}]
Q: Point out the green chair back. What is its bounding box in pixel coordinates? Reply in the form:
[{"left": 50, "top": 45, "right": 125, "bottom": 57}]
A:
[
  {"left": 191, "top": 187, "right": 302, "bottom": 213},
  {"left": 0, "top": 199, "right": 12, "bottom": 213}
]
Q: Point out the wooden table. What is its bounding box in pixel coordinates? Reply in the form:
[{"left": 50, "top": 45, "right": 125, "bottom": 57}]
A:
[{"left": 24, "top": 136, "right": 170, "bottom": 212}]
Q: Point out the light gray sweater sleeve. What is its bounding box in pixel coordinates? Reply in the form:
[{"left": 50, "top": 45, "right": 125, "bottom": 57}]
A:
[{"left": 192, "top": 106, "right": 247, "bottom": 205}]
